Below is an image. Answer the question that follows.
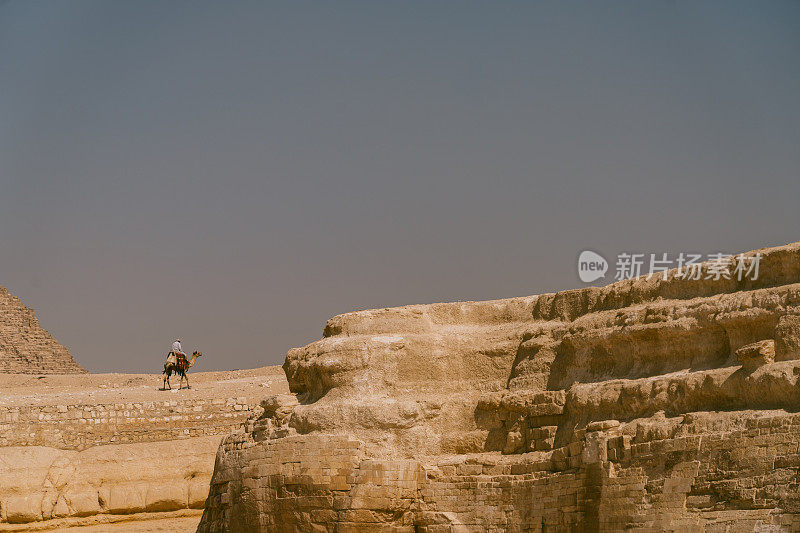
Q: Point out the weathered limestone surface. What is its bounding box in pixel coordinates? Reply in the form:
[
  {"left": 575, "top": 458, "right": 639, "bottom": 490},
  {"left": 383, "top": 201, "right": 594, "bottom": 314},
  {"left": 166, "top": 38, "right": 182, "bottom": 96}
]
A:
[
  {"left": 0, "top": 368, "right": 287, "bottom": 529},
  {"left": 0, "top": 437, "right": 218, "bottom": 524},
  {"left": 199, "top": 241, "right": 800, "bottom": 531},
  {"left": 0, "top": 285, "right": 84, "bottom": 374}
]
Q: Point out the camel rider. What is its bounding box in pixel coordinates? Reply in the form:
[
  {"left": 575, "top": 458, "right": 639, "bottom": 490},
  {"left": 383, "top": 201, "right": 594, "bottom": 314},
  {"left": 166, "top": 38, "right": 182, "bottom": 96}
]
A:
[
  {"left": 172, "top": 338, "right": 185, "bottom": 357},
  {"left": 167, "top": 339, "right": 184, "bottom": 366}
]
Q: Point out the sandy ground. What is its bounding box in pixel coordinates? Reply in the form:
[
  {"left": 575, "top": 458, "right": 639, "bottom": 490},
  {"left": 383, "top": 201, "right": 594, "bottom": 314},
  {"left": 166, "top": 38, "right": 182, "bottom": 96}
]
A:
[
  {"left": 62, "top": 515, "right": 202, "bottom": 532},
  {"left": 0, "top": 365, "right": 287, "bottom": 408},
  {"left": 0, "top": 511, "right": 203, "bottom": 532}
]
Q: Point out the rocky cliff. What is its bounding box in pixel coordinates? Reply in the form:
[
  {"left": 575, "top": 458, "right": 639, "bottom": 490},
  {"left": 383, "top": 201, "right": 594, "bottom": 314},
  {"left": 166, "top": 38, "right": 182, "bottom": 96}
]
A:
[
  {"left": 199, "top": 241, "right": 800, "bottom": 532},
  {"left": 0, "top": 285, "right": 84, "bottom": 374}
]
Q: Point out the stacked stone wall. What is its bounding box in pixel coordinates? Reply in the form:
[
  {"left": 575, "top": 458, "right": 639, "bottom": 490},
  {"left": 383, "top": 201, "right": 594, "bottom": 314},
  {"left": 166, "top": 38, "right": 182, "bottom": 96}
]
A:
[
  {"left": 201, "top": 410, "right": 800, "bottom": 531},
  {"left": 0, "top": 396, "right": 259, "bottom": 450}
]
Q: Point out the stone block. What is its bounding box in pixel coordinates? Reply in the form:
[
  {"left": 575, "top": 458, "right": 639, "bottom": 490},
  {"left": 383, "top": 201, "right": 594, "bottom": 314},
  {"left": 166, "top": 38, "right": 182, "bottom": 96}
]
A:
[
  {"left": 736, "top": 339, "right": 775, "bottom": 370},
  {"left": 188, "top": 477, "right": 212, "bottom": 509},
  {"left": 3, "top": 495, "right": 42, "bottom": 523},
  {"left": 775, "top": 315, "right": 800, "bottom": 361},
  {"left": 145, "top": 483, "right": 185, "bottom": 512}
]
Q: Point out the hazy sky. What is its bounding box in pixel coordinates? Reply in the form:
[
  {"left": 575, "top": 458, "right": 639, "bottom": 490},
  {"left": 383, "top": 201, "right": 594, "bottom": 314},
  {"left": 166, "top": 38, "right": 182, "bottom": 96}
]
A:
[{"left": 1, "top": 1, "right": 798, "bottom": 373}]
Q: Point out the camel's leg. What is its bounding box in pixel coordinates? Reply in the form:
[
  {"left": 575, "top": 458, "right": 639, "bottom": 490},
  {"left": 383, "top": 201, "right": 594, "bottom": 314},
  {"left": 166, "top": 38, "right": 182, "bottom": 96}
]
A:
[{"left": 185, "top": 375, "right": 190, "bottom": 389}]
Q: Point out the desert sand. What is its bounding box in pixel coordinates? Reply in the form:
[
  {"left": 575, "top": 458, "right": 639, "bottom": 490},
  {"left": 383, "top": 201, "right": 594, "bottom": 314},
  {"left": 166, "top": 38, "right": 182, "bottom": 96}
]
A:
[{"left": 0, "top": 366, "right": 286, "bottom": 408}]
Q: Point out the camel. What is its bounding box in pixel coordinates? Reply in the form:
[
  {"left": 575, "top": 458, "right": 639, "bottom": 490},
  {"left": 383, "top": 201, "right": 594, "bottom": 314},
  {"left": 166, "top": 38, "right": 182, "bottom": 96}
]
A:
[{"left": 162, "top": 351, "right": 202, "bottom": 390}]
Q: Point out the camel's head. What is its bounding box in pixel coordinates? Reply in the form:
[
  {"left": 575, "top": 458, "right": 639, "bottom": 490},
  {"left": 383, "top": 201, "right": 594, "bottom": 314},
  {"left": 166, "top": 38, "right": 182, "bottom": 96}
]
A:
[{"left": 193, "top": 351, "right": 203, "bottom": 358}]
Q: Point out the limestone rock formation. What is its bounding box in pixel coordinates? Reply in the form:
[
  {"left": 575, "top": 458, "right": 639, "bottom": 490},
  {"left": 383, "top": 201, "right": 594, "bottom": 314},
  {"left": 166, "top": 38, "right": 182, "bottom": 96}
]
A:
[
  {"left": 0, "top": 437, "right": 218, "bottom": 524},
  {"left": 199, "top": 242, "right": 800, "bottom": 531},
  {"left": 0, "top": 285, "right": 84, "bottom": 374},
  {"left": 0, "top": 367, "right": 287, "bottom": 529}
]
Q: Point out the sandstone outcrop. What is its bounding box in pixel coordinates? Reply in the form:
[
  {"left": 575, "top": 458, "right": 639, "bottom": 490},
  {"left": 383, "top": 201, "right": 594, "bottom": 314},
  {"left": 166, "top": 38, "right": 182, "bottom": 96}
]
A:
[
  {"left": 0, "top": 285, "right": 84, "bottom": 374},
  {"left": 199, "top": 241, "right": 800, "bottom": 531},
  {"left": 0, "top": 367, "right": 287, "bottom": 530},
  {"left": 0, "top": 437, "right": 218, "bottom": 524}
]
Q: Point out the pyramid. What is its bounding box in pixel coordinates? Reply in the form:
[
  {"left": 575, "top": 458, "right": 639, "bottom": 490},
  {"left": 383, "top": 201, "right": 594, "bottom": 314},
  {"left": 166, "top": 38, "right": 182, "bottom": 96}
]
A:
[{"left": 0, "top": 285, "right": 85, "bottom": 374}]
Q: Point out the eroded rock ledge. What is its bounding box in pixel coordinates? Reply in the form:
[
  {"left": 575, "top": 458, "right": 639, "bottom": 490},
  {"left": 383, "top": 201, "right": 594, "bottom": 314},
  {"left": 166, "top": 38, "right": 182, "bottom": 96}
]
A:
[{"left": 199, "top": 241, "right": 800, "bottom": 532}]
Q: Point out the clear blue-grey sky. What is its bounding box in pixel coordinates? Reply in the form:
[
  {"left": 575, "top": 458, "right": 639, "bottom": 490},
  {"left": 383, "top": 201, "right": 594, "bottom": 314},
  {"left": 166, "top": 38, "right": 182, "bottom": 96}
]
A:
[{"left": 1, "top": 1, "right": 798, "bottom": 372}]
